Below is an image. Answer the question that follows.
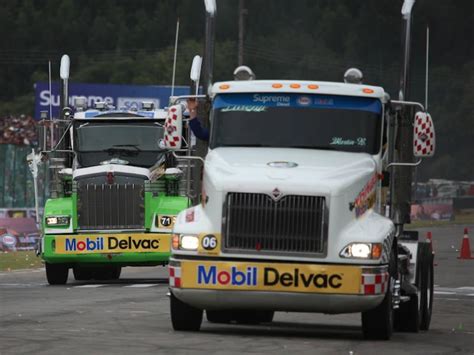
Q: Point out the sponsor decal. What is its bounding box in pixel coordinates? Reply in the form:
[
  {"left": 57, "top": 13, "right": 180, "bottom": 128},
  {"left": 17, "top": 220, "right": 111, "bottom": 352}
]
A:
[
  {"left": 330, "top": 137, "right": 367, "bottom": 146},
  {"left": 264, "top": 267, "right": 342, "bottom": 288},
  {"left": 252, "top": 94, "right": 291, "bottom": 106},
  {"left": 180, "top": 261, "right": 361, "bottom": 294},
  {"left": 117, "top": 97, "right": 159, "bottom": 111},
  {"left": 297, "top": 96, "right": 311, "bottom": 106},
  {"left": 198, "top": 266, "right": 257, "bottom": 286},
  {"left": 56, "top": 234, "right": 169, "bottom": 254},
  {"left": 185, "top": 208, "right": 195, "bottom": 223},
  {"left": 221, "top": 105, "right": 266, "bottom": 112},
  {"left": 352, "top": 173, "right": 379, "bottom": 217},
  {"left": 315, "top": 98, "right": 334, "bottom": 106}
]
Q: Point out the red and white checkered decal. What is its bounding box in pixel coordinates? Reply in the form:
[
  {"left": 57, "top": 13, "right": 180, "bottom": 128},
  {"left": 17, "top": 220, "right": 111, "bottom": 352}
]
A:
[
  {"left": 163, "top": 105, "right": 183, "bottom": 149},
  {"left": 360, "top": 272, "right": 389, "bottom": 295},
  {"left": 413, "top": 112, "right": 435, "bottom": 158},
  {"left": 169, "top": 265, "right": 181, "bottom": 288}
]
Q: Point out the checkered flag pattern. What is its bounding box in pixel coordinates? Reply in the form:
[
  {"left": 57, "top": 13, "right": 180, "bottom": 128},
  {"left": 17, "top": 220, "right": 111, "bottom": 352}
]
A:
[
  {"left": 169, "top": 265, "right": 181, "bottom": 288},
  {"left": 164, "top": 105, "right": 183, "bottom": 149},
  {"left": 413, "top": 112, "right": 435, "bottom": 157},
  {"left": 360, "top": 272, "right": 389, "bottom": 295}
]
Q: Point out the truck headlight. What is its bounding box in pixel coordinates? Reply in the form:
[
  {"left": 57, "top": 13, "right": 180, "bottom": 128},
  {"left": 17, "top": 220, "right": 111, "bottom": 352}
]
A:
[
  {"left": 46, "top": 216, "right": 70, "bottom": 226},
  {"left": 340, "top": 243, "right": 382, "bottom": 259},
  {"left": 174, "top": 234, "right": 199, "bottom": 251}
]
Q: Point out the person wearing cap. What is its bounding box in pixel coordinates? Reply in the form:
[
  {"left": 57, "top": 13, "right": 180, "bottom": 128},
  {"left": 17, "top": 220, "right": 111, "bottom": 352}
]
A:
[{"left": 186, "top": 65, "right": 256, "bottom": 142}]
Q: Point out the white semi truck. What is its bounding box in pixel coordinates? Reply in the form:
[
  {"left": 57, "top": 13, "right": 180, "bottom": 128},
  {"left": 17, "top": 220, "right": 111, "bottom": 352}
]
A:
[{"left": 166, "top": 0, "right": 435, "bottom": 340}]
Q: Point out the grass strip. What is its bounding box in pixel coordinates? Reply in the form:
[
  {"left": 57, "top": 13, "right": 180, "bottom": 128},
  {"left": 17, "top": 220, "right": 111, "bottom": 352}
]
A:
[{"left": 0, "top": 251, "right": 43, "bottom": 271}]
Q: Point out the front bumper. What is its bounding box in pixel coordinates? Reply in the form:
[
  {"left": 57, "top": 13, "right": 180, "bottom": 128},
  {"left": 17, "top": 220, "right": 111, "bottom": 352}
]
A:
[
  {"left": 169, "top": 258, "right": 389, "bottom": 314},
  {"left": 41, "top": 233, "right": 171, "bottom": 265}
]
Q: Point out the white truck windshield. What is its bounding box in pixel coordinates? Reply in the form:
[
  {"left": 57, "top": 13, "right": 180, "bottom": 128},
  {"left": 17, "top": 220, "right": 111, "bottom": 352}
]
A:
[{"left": 210, "top": 93, "right": 383, "bottom": 154}]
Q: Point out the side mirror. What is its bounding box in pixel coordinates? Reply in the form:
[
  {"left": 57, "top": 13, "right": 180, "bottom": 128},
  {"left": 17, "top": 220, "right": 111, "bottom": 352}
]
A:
[
  {"left": 190, "top": 55, "right": 202, "bottom": 83},
  {"left": 60, "top": 55, "right": 70, "bottom": 80},
  {"left": 204, "top": 0, "right": 216, "bottom": 16},
  {"left": 190, "top": 55, "right": 202, "bottom": 96},
  {"left": 413, "top": 112, "right": 435, "bottom": 158},
  {"left": 163, "top": 105, "right": 183, "bottom": 149}
]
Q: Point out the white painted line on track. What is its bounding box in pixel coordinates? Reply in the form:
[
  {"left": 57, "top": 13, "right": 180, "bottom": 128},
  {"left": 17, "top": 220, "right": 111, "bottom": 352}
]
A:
[
  {"left": 124, "top": 284, "right": 159, "bottom": 288},
  {"left": 457, "top": 287, "right": 474, "bottom": 290},
  {"left": 74, "top": 284, "right": 105, "bottom": 288},
  {"left": 434, "top": 291, "right": 456, "bottom": 295},
  {"left": 467, "top": 294, "right": 474, "bottom": 297}
]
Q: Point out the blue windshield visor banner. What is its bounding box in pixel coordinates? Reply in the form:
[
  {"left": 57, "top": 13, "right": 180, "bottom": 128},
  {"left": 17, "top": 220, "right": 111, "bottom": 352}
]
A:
[
  {"left": 213, "top": 93, "right": 382, "bottom": 114},
  {"left": 83, "top": 110, "right": 156, "bottom": 118}
]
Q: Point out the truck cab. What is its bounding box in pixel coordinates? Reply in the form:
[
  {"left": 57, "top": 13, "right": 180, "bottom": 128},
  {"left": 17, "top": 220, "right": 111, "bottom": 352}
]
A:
[
  {"left": 167, "top": 74, "right": 435, "bottom": 339},
  {"left": 37, "top": 78, "right": 191, "bottom": 284}
]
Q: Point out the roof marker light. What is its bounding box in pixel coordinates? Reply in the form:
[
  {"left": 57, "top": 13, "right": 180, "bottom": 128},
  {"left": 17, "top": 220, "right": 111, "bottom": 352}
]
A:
[
  {"left": 308, "top": 84, "right": 319, "bottom": 90},
  {"left": 290, "top": 83, "right": 301, "bottom": 89},
  {"left": 363, "top": 88, "right": 374, "bottom": 94},
  {"left": 272, "top": 83, "right": 283, "bottom": 88},
  {"left": 219, "top": 84, "right": 230, "bottom": 90}
]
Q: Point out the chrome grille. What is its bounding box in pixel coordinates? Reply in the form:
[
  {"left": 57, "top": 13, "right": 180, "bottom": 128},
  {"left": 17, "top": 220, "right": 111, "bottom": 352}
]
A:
[
  {"left": 223, "top": 192, "right": 327, "bottom": 255},
  {"left": 77, "top": 182, "right": 144, "bottom": 230}
]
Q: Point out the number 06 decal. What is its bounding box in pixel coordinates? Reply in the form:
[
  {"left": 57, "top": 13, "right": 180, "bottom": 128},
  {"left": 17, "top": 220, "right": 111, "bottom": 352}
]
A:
[{"left": 201, "top": 235, "right": 218, "bottom": 250}]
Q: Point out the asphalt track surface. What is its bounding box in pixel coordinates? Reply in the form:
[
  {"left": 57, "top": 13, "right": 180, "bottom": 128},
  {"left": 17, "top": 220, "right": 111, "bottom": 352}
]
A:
[{"left": 1, "top": 225, "right": 473, "bottom": 354}]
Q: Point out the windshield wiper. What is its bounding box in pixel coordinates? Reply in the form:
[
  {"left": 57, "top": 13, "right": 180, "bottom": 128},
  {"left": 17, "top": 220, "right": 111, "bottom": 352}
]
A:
[{"left": 110, "top": 144, "right": 142, "bottom": 151}]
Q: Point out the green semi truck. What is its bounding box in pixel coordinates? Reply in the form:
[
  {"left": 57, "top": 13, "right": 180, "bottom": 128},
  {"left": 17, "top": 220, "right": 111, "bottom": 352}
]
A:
[{"left": 30, "top": 55, "right": 193, "bottom": 284}]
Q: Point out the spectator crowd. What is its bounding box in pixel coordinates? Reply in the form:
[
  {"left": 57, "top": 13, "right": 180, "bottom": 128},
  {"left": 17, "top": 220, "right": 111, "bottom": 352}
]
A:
[{"left": 0, "top": 115, "right": 37, "bottom": 146}]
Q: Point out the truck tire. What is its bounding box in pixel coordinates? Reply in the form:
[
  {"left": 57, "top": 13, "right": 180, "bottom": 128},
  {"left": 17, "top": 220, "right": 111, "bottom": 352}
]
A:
[
  {"left": 395, "top": 242, "right": 430, "bottom": 332},
  {"left": 170, "top": 292, "right": 202, "bottom": 331},
  {"left": 46, "top": 263, "right": 69, "bottom": 285},
  {"left": 362, "top": 249, "right": 395, "bottom": 340},
  {"left": 73, "top": 266, "right": 93, "bottom": 281},
  {"left": 420, "top": 244, "right": 434, "bottom": 330}
]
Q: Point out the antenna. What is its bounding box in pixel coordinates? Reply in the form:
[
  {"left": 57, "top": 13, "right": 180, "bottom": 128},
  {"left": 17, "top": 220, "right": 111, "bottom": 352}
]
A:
[
  {"left": 171, "top": 19, "right": 180, "bottom": 98},
  {"left": 48, "top": 60, "right": 53, "bottom": 149},
  {"left": 425, "top": 26, "right": 430, "bottom": 110}
]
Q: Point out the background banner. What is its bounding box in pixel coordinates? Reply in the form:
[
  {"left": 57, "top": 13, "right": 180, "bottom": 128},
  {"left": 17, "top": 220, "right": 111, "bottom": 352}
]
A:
[{"left": 34, "top": 82, "right": 189, "bottom": 119}]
